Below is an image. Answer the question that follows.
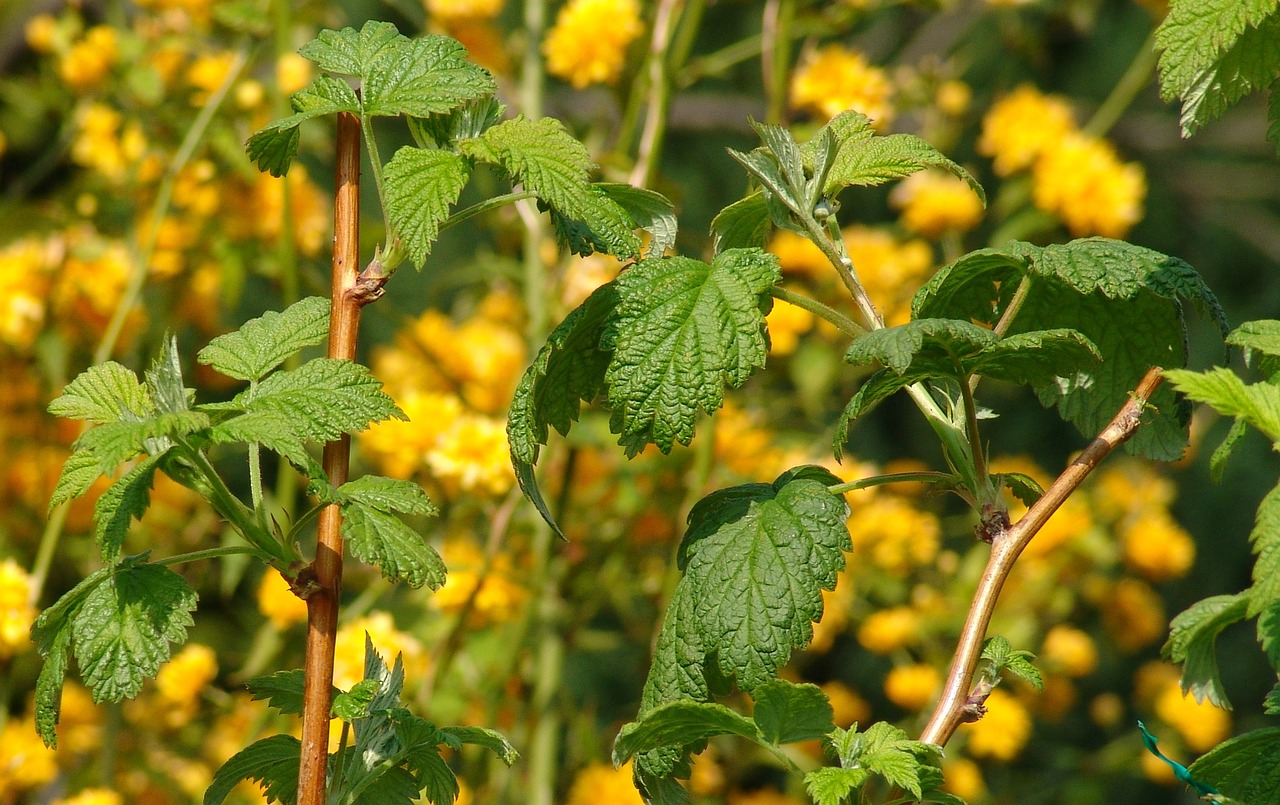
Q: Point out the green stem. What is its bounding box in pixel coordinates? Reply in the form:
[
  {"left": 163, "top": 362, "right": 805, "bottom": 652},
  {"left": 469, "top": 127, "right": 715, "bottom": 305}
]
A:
[
  {"left": 769, "top": 286, "right": 865, "bottom": 338},
  {"left": 629, "top": 0, "right": 683, "bottom": 188},
  {"left": 676, "top": 15, "right": 830, "bottom": 89},
  {"left": 360, "top": 115, "right": 388, "bottom": 230},
  {"left": 521, "top": 0, "right": 549, "bottom": 342},
  {"left": 29, "top": 503, "right": 70, "bottom": 606},
  {"left": 440, "top": 191, "right": 538, "bottom": 232},
  {"left": 177, "top": 441, "right": 292, "bottom": 565},
  {"left": 156, "top": 544, "right": 271, "bottom": 567},
  {"left": 827, "top": 471, "right": 957, "bottom": 496},
  {"left": 1082, "top": 29, "right": 1159, "bottom": 139},
  {"left": 958, "top": 371, "right": 988, "bottom": 485},
  {"left": 808, "top": 211, "right": 882, "bottom": 331},
  {"left": 762, "top": 0, "right": 796, "bottom": 125}
]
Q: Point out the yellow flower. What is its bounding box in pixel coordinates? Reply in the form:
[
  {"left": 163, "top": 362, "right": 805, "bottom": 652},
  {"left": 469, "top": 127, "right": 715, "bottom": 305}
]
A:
[
  {"left": 766, "top": 230, "right": 830, "bottom": 278},
  {"left": 1140, "top": 746, "right": 1179, "bottom": 785},
  {"left": 1154, "top": 681, "right": 1231, "bottom": 753},
  {"left": 0, "top": 559, "right": 36, "bottom": 659},
  {"left": 426, "top": 0, "right": 505, "bottom": 20},
  {"left": 808, "top": 565, "right": 856, "bottom": 653},
  {"left": 856, "top": 607, "right": 919, "bottom": 655},
  {"left": 70, "top": 103, "right": 149, "bottom": 183},
  {"left": 333, "top": 612, "right": 427, "bottom": 691},
  {"left": 362, "top": 390, "right": 462, "bottom": 479},
  {"left": 1015, "top": 494, "right": 1093, "bottom": 558},
  {"left": 56, "top": 682, "right": 104, "bottom": 756},
  {"left": 766, "top": 299, "right": 815, "bottom": 356},
  {"left": 156, "top": 643, "right": 218, "bottom": 711},
  {"left": 187, "top": 51, "right": 238, "bottom": 105},
  {"left": 565, "top": 760, "right": 644, "bottom": 805},
  {"left": 935, "top": 80, "right": 972, "bottom": 116},
  {"left": 1090, "top": 692, "right": 1125, "bottom": 728},
  {"left": 713, "top": 401, "right": 788, "bottom": 479},
  {"left": 224, "top": 166, "right": 330, "bottom": 257},
  {"left": 257, "top": 569, "right": 308, "bottom": 629},
  {"left": 978, "top": 85, "right": 1076, "bottom": 176},
  {"left": 884, "top": 663, "right": 940, "bottom": 710},
  {"left": 1040, "top": 625, "right": 1098, "bottom": 678},
  {"left": 790, "top": 45, "right": 894, "bottom": 128},
  {"left": 59, "top": 26, "right": 119, "bottom": 92},
  {"left": 543, "top": 0, "right": 644, "bottom": 88},
  {"left": 821, "top": 681, "right": 871, "bottom": 727},
  {"left": 276, "top": 52, "right": 313, "bottom": 95},
  {"left": 434, "top": 539, "right": 527, "bottom": 626},
  {"left": 727, "top": 787, "right": 806, "bottom": 805},
  {"left": 53, "top": 788, "right": 124, "bottom": 805},
  {"left": 1092, "top": 460, "right": 1175, "bottom": 522},
  {"left": 1032, "top": 132, "right": 1146, "bottom": 238},
  {"left": 963, "top": 688, "right": 1032, "bottom": 761},
  {"left": 25, "top": 13, "right": 61, "bottom": 53},
  {"left": 0, "top": 717, "right": 58, "bottom": 798},
  {"left": 1, "top": 290, "right": 46, "bottom": 353},
  {"left": 941, "top": 758, "right": 985, "bottom": 801},
  {"left": 889, "top": 170, "right": 984, "bottom": 237},
  {"left": 842, "top": 226, "right": 933, "bottom": 326},
  {"left": 847, "top": 495, "right": 941, "bottom": 576},
  {"left": 1122, "top": 511, "right": 1195, "bottom": 582},
  {"left": 1102, "top": 578, "right": 1166, "bottom": 652},
  {"left": 427, "top": 413, "right": 516, "bottom": 495}
]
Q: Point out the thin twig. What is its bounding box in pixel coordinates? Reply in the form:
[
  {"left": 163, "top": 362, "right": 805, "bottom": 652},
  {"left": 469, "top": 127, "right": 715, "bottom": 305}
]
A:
[
  {"left": 919, "top": 366, "right": 1165, "bottom": 748},
  {"left": 297, "top": 111, "right": 362, "bottom": 805}
]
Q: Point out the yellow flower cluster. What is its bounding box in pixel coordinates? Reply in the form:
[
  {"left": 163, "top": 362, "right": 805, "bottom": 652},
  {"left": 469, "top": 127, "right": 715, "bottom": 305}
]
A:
[
  {"left": 790, "top": 45, "right": 894, "bottom": 128},
  {"left": 1153, "top": 677, "right": 1232, "bottom": 753},
  {"left": 0, "top": 558, "right": 34, "bottom": 657},
  {"left": 332, "top": 612, "right": 427, "bottom": 691},
  {"left": 565, "top": 760, "right": 645, "bottom": 805},
  {"left": 1040, "top": 625, "right": 1098, "bottom": 677},
  {"left": 59, "top": 26, "right": 119, "bottom": 93},
  {"left": 71, "top": 103, "right": 149, "bottom": 184},
  {"left": 856, "top": 606, "right": 919, "bottom": 654},
  {"left": 433, "top": 538, "right": 527, "bottom": 626},
  {"left": 963, "top": 688, "right": 1032, "bottom": 761},
  {"left": 979, "top": 85, "right": 1146, "bottom": 237},
  {"left": 52, "top": 788, "right": 124, "bottom": 805},
  {"left": 889, "top": 170, "right": 985, "bottom": 238},
  {"left": 765, "top": 298, "right": 815, "bottom": 355},
  {"left": 847, "top": 494, "right": 941, "bottom": 576},
  {"left": 543, "top": 0, "right": 645, "bottom": 88}
]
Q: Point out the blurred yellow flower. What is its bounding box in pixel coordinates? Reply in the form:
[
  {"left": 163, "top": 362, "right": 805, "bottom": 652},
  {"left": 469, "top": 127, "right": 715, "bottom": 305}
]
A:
[
  {"left": 427, "top": 413, "right": 515, "bottom": 495},
  {"left": 71, "top": 103, "right": 148, "bottom": 183},
  {"left": 821, "top": 681, "right": 871, "bottom": 727},
  {"left": 935, "top": 80, "right": 972, "bottom": 116},
  {"left": 434, "top": 539, "right": 527, "bottom": 625},
  {"left": 1092, "top": 460, "right": 1175, "bottom": 522},
  {"left": 363, "top": 390, "right": 463, "bottom": 479},
  {"left": 847, "top": 495, "right": 941, "bottom": 576},
  {"left": 1122, "top": 511, "right": 1195, "bottom": 582},
  {"left": 1032, "top": 132, "right": 1146, "bottom": 238},
  {"left": 790, "top": 45, "right": 894, "bottom": 128},
  {"left": 1154, "top": 681, "right": 1231, "bottom": 753},
  {"left": 25, "top": 13, "right": 61, "bottom": 53},
  {"left": 0, "top": 558, "right": 36, "bottom": 658},
  {"left": 187, "top": 51, "right": 238, "bottom": 105},
  {"left": 941, "top": 757, "right": 985, "bottom": 801},
  {"left": 53, "top": 788, "right": 124, "bottom": 805},
  {"left": 1040, "top": 625, "right": 1098, "bottom": 678},
  {"left": 1016, "top": 494, "right": 1093, "bottom": 558},
  {"left": 0, "top": 717, "right": 58, "bottom": 799},
  {"left": 766, "top": 299, "right": 815, "bottom": 355},
  {"left": 1102, "top": 578, "right": 1166, "bottom": 652},
  {"left": 257, "top": 568, "right": 308, "bottom": 629},
  {"left": 766, "top": 230, "right": 829, "bottom": 278},
  {"left": 562, "top": 253, "right": 622, "bottom": 309},
  {"left": 154, "top": 643, "right": 218, "bottom": 727},
  {"left": 713, "top": 401, "right": 788, "bottom": 479},
  {"left": 964, "top": 688, "right": 1031, "bottom": 761},
  {"left": 59, "top": 26, "right": 119, "bottom": 92},
  {"left": 889, "top": 170, "right": 984, "bottom": 237},
  {"left": 333, "top": 611, "right": 426, "bottom": 691},
  {"left": 884, "top": 663, "right": 940, "bottom": 710},
  {"left": 426, "top": 0, "right": 505, "bottom": 20},
  {"left": 978, "top": 85, "right": 1076, "bottom": 176},
  {"left": 543, "top": 0, "right": 644, "bottom": 88},
  {"left": 842, "top": 226, "right": 933, "bottom": 326},
  {"left": 1140, "top": 745, "right": 1179, "bottom": 785},
  {"left": 565, "top": 760, "right": 644, "bottom": 805},
  {"left": 857, "top": 607, "right": 919, "bottom": 655},
  {"left": 1090, "top": 691, "right": 1125, "bottom": 728},
  {"left": 57, "top": 682, "right": 104, "bottom": 756},
  {"left": 276, "top": 52, "right": 313, "bottom": 95}
]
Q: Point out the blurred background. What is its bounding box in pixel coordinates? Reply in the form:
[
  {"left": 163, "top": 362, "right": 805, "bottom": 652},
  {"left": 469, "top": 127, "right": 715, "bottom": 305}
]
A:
[{"left": 0, "top": 0, "right": 1277, "bottom": 803}]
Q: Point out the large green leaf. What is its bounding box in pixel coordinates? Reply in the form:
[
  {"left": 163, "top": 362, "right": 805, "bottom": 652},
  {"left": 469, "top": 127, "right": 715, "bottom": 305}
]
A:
[
  {"left": 1163, "top": 592, "right": 1251, "bottom": 709},
  {"left": 1250, "top": 485, "right": 1280, "bottom": 618},
  {"left": 93, "top": 452, "right": 166, "bottom": 561},
  {"left": 384, "top": 146, "right": 471, "bottom": 269},
  {"left": 49, "top": 362, "right": 152, "bottom": 423},
  {"left": 1188, "top": 727, "right": 1280, "bottom": 805},
  {"left": 205, "top": 734, "right": 301, "bottom": 805},
  {"left": 341, "top": 503, "right": 446, "bottom": 590},
  {"left": 197, "top": 296, "right": 330, "bottom": 383}
]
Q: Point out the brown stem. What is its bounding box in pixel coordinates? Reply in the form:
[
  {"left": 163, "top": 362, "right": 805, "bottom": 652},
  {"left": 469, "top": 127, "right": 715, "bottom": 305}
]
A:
[
  {"left": 919, "top": 367, "right": 1165, "bottom": 747},
  {"left": 297, "top": 111, "right": 362, "bottom": 805}
]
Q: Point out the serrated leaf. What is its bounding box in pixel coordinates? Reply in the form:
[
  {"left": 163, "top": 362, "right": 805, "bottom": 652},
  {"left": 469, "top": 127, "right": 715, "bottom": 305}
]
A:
[
  {"left": 362, "top": 34, "right": 495, "bottom": 118},
  {"left": 245, "top": 77, "right": 361, "bottom": 177},
  {"left": 728, "top": 147, "right": 805, "bottom": 231},
  {"left": 198, "top": 297, "right": 330, "bottom": 382},
  {"left": 995, "top": 472, "right": 1044, "bottom": 507},
  {"left": 341, "top": 503, "right": 446, "bottom": 589},
  {"left": 394, "top": 718, "right": 458, "bottom": 805},
  {"left": 834, "top": 367, "right": 933, "bottom": 458},
  {"left": 461, "top": 116, "right": 640, "bottom": 258},
  {"left": 72, "top": 559, "right": 198, "bottom": 702},
  {"left": 1228, "top": 319, "right": 1280, "bottom": 359},
  {"left": 205, "top": 734, "right": 301, "bottom": 805},
  {"left": 614, "top": 701, "right": 764, "bottom": 767},
  {"left": 333, "top": 678, "right": 382, "bottom": 720},
  {"left": 1266, "top": 682, "right": 1280, "bottom": 714},
  {"left": 980, "top": 636, "right": 1043, "bottom": 689},
  {"left": 408, "top": 96, "right": 505, "bottom": 148},
  {"left": 823, "top": 131, "right": 984, "bottom": 205},
  {"left": 1164, "top": 368, "right": 1280, "bottom": 444},
  {"left": 855, "top": 722, "right": 938, "bottom": 798},
  {"left": 711, "top": 192, "right": 770, "bottom": 253},
  {"left": 916, "top": 239, "right": 1227, "bottom": 461},
  {"left": 845, "top": 318, "right": 997, "bottom": 375},
  {"left": 439, "top": 726, "right": 519, "bottom": 766},
  {"left": 384, "top": 146, "right": 471, "bottom": 269},
  {"left": 145, "top": 335, "right": 190, "bottom": 415},
  {"left": 245, "top": 669, "right": 320, "bottom": 716},
  {"left": 1188, "top": 727, "right": 1280, "bottom": 805},
  {"left": 49, "top": 362, "right": 151, "bottom": 423},
  {"left": 337, "top": 476, "right": 437, "bottom": 516},
  {"left": 596, "top": 183, "right": 678, "bottom": 258},
  {"left": 1163, "top": 592, "right": 1251, "bottom": 709},
  {"left": 970, "top": 329, "right": 1100, "bottom": 385},
  {"left": 49, "top": 449, "right": 105, "bottom": 511},
  {"left": 75, "top": 411, "right": 210, "bottom": 474},
  {"left": 806, "top": 766, "right": 869, "bottom": 805},
  {"left": 299, "top": 20, "right": 406, "bottom": 76},
  {"left": 1210, "top": 417, "right": 1250, "bottom": 483},
  {"left": 207, "top": 410, "right": 312, "bottom": 469},
  {"left": 1249, "top": 484, "right": 1280, "bottom": 618},
  {"left": 94, "top": 452, "right": 165, "bottom": 561},
  {"left": 752, "top": 679, "right": 835, "bottom": 745},
  {"left": 222, "top": 358, "right": 403, "bottom": 443},
  {"left": 602, "top": 250, "right": 781, "bottom": 455},
  {"left": 34, "top": 629, "right": 71, "bottom": 747},
  {"left": 1259, "top": 601, "right": 1280, "bottom": 671}
]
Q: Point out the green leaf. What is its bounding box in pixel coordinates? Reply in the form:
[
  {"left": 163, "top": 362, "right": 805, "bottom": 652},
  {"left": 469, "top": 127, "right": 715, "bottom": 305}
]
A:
[
  {"left": 1250, "top": 484, "right": 1280, "bottom": 618},
  {"left": 75, "top": 411, "right": 210, "bottom": 474},
  {"left": 49, "top": 448, "right": 105, "bottom": 511},
  {"left": 362, "top": 34, "right": 495, "bottom": 118},
  {"left": 916, "top": 239, "right": 1226, "bottom": 461},
  {"left": 299, "top": 20, "right": 406, "bottom": 77},
  {"left": 1228, "top": 319, "right": 1280, "bottom": 358},
  {"left": 384, "top": 146, "right": 471, "bottom": 268},
  {"left": 333, "top": 678, "right": 382, "bottom": 720},
  {"left": 94, "top": 452, "right": 166, "bottom": 561},
  {"left": 596, "top": 183, "right": 678, "bottom": 259},
  {"left": 981, "top": 636, "right": 1044, "bottom": 691},
  {"left": 197, "top": 296, "right": 330, "bottom": 382},
  {"left": 970, "top": 329, "right": 1100, "bottom": 385},
  {"left": 1156, "top": 0, "right": 1280, "bottom": 137},
  {"left": 1188, "top": 727, "right": 1280, "bottom": 805},
  {"left": 341, "top": 503, "right": 446, "bottom": 589},
  {"left": 827, "top": 722, "right": 938, "bottom": 799},
  {"left": 995, "top": 472, "right": 1044, "bottom": 507},
  {"left": 337, "top": 476, "right": 437, "bottom": 516},
  {"left": 710, "top": 192, "right": 770, "bottom": 253},
  {"left": 207, "top": 410, "right": 312, "bottom": 470},
  {"left": 1266, "top": 681, "right": 1280, "bottom": 715},
  {"left": 1164, "top": 368, "right": 1280, "bottom": 444},
  {"left": 408, "top": 96, "right": 504, "bottom": 147},
  {"left": 217, "top": 358, "right": 403, "bottom": 443},
  {"left": 393, "top": 718, "right": 458, "bottom": 805},
  {"left": 752, "top": 679, "right": 835, "bottom": 745},
  {"left": 1259, "top": 601, "right": 1280, "bottom": 672},
  {"left": 1163, "top": 592, "right": 1251, "bottom": 709},
  {"left": 806, "top": 766, "right": 869, "bottom": 805},
  {"left": 728, "top": 147, "right": 805, "bottom": 231},
  {"left": 33, "top": 629, "right": 71, "bottom": 748},
  {"left": 438, "top": 726, "right": 519, "bottom": 766},
  {"left": 614, "top": 700, "right": 764, "bottom": 767},
  {"left": 245, "top": 76, "right": 361, "bottom": 177},
  {"left": 245, "top": 669, "right": 325, "bottom": 716},
  {"left": 144, "top": 335, "right": 190, "bottom": 415},
  {"left": 1210, "top": 417, "right": 1250, "bottom": 483},
  {"left": 49, "top": 362, "right": 151, "bottom": 423},
  {"left": 461, "top": 116, "right": 640, "bottom": 259},
  {"left": 845, "top": 318, "right": 997, "bottom": 375},
  {"left": 602, "top": 249, "right": 780, "bottom": 455},
  {"left": 204, "top": 734, "right": 301, "bottom": 805}
]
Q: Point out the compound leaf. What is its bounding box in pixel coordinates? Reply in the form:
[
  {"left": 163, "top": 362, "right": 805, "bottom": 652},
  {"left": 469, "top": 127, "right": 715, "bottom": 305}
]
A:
[
  {"left": 205, "top": 734, "right": 301, "bottom": 805},
  {"left": 806, "top": 766, "right": 868, "bottom": 805},
  {"left": 298, "top": 20, "right": 405, "bottom": 76},
  {"left": 845, "top": 318, "right": 996, "bottom": 376},
  {"left": 197, "top": 296, "right": 330, "bottom": 382},
  {"left": 384, "top": 146, "right": 471, "bottom": 269},
  {"left": 1163, "top": 591, "right": 1251, "bottom": 709},
  {"left": 337, "top": 475, "right": 437, "bottom": 516},
  {"left": 207, "top": 410, "right": 312, "bottom": 470}
]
